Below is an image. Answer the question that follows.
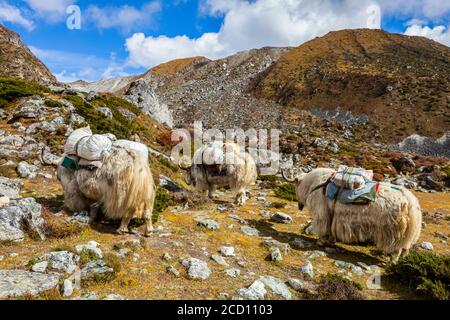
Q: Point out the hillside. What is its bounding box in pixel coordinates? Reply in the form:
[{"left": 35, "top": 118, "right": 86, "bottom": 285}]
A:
[
  {"left": 252, "top": 29, "right": 450, "bottom": 143},
  {"left": 0, "top": 25, "right": 56, "bottom": 84}
]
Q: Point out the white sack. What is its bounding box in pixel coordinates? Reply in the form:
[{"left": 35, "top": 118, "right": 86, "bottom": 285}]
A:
[
  {"left": 113, "top": 139, "right": 149, "bottom": 161},
  {"left": 332, "top": 165, "right": 373, "bottom": 190},
  {"left": 64, "top": 127, "right": 92, "bottom": 155},
  {"left": 76, "top": 134, "right": 113, "bottom": 161}
]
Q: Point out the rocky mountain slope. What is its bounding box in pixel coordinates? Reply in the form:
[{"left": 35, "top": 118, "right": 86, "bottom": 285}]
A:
[
  {"left": 0, "top": 25, "right": 56, "bottom": 84},
  {"left": 72, "top": 29, "right": 450, "bottom": 158},
  {"left": 252, "top": 29, "right": 450, "bottom": 143}
]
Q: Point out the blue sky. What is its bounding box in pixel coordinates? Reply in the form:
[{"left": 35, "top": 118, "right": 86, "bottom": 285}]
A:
[{"left": 1, "top": 0, "right": 449, "bottom": 82}]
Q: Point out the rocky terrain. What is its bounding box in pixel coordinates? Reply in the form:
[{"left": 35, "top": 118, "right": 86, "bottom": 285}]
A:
[
  {"left": 0, "top": 25, "right": 56, "bottom": 84},
  {"left": 72, "top": 29, "right": 450, "bottom": 158},
  {"left": 0, "top": 24, "right": 449, "bottom": 300}
]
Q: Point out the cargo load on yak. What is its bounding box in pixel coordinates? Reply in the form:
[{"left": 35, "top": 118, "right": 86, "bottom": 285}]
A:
[
  {"left": 331, "top": 165, "right": 373, "bottom": 190},
  {"left": 324, "top": 165, "right": 378, "bottom": 204},
  {"left": 62, "top": 127, "right": 149, "bottom": 170}
]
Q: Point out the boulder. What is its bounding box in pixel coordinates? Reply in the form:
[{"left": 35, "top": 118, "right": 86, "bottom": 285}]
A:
[
  {"left": 0, "top": 270, "right": 60, "bottom": 299},
  {"left": 17, "top": 161, "right": 38, "bottom": 178},
  {"left": 0, "top": 177, "right": 22, "bottom": 198},
  {"left": 235, "top": 280, "right": 266, "bottom": 300},
  {"left": 0, "top": 198, "right": 45, "bottom": 241},
  {"left": 181, "top": 257, "right": 211, "bottom": 280},
  {"left": 270, "top": 212, "right": 292, "bottom": 224},
  {"left": 39, "top": 251, "right": 79, "bottom": 274},
  {"left": 81, "top": 260, "right": 114, "bottom": 282},
  {"left": 259, "top": 275, "right": 292, "bottom": 300}
]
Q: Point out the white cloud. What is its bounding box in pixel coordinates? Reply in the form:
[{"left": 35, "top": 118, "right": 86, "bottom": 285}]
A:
[
  {"left": 125, "top": 0, "right": 382, "bottom": 68},
  {"left": 0, "top": 1, "right": 34, "bottom": 30},
  {"left": 23, "top": 0, "right": 75, "bottom": 22},
  {"left": 86, "top": 1, "right": 161, "bottom": 32},
  {"left": 376, "top": 0, "right": 450, "bottom": 21},
  {"left": 404, "top": 23, "right": 450, "bottom": 46}
]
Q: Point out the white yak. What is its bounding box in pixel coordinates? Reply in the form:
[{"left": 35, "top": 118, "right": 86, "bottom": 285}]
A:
[
  {"left": 57, "top": 148, "right": 156, "bottom": 236},
  {"left": 179, "top": 142, "right": 257, "bottom": 205},
  {"left": 283, "top": 168, "right": 422, "bottom": 262}
]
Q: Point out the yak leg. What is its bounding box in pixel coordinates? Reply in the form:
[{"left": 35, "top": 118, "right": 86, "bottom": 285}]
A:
[
  {"left": 400, "top": 248, "right": 410, "bottom": 259},
  {"left": 390, "top": 250, "right": 402, "bottom": 264},
  {"left": 89, "top": 202, "right": 101, "bottom": 224},
  {"left": 234, "top": 187, "right": 247, "bottom": 206},
  {"left": 142, "top": 209, "right": 154, "bottom": 237},
  {"left": 117, "top": 214, "right": 133, "bottom": 235}
]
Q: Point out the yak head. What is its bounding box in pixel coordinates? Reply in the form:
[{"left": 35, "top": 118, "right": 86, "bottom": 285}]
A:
[
  {"left": 178, "top": 155, "right": 194, "bottom": 185},
  {"left": 281, "top": 166, "right": 308, "bottom": 210}
]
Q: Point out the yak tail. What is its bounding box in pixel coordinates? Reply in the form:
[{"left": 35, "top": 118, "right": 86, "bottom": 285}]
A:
[
  {"left": 100, "top": 149, "right": 155, "bottom": 220},
  {"left": 397, "top": 188, "right": 422, "bottom": 252}
]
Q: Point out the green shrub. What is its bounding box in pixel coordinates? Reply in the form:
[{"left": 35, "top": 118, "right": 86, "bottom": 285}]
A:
[
  {"left": 64, "top": 94, "right": 138, "bottom": 139},
  {"left": 153, "top": 188, "right": 174, "bottom": 223},
  {"left": 257, "top": 174, "right": 277, "bottom": 182},
  {"left": 274, "top": 183, "right": 297, "bottom": 201},
  {"left": 386, "top": 251, "right": 450, "bottom": 300},
  {"left": 79, "top": 248, "right": 98, "bottom": 266},
  {"left": 0, "top": 78, "right": 46, "bottom": 107},
  {"left": 159, "top": 157, "right": 179, "bottom": 172},
  {"left": 271, "top": 201, "right": 286, "bottom": 209},
  {"left": 45, "top": 99, "right": 63, "bottom": 109}
]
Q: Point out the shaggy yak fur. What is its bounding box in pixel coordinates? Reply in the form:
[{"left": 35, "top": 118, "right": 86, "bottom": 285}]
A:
[
  {"left": 179, "top": 142, "right": 257, "bottom": 205},
  {"left": 57, "top": 148, "right": 156, "bottom": 236},
  {"left": 284, "top": 168, "right": 422, "bottom": 262}
]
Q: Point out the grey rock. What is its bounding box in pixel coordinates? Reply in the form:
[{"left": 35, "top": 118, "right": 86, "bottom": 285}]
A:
[
  {"left": 86, "top": 91, "right": 99, "bottom": 101},
  {"left": 159, "top": 174, "right": 183, "bottom": 192},
  {"left": 67, "top": 211, "right": 90, "bottom": 225},
  {"left": 103, "top": 294, "right": 125, "bottom": 300},
  {"left": 40, "top": 251, "right": 79, "bottom": 274},
  {"left": 17, "top": 161, "right": 38, "bottom": 179},
  {"left": 98, "top": 107, "right": 113, "bottom": 119},
  {"left": 0, "top": 270, "right": 60, "bottom": 299},
  {"left": 116, "top": 248, "right": 131, "bottom": 259},
  {"left": 124, "top": 79, "right": 173, "bottom": 127},
  {"left": 261, "top": 239, "right": 291, "bottom": 253},
  {"left": 287, "top": 278, "right": 304, "bottom": 291},
  {"left": 211, "top": 254, "right": 229, "bottom": 266},
  {"left": 269, "top": 247, "right": 283, "bottom": 261},
  {"left": 270, "top": 212, "right": 292, "bottom": 224},
  {"left": 31, "top": 261, "right": 48, "bottom": 273},
  {"left": 162, "top": 252, "right": 173, "bottom": 261},
  {"left": 117, "top": 108, "right": 136, "bottom": 121},
  {"left": 421, "top": 241, "right": 433, "bottom": 250},
  {"left": 259, "top": 275, "right": 292, "bottom": 300},
  {"left": 69, "top": 112, "right": 86, "bottom": 125},
  {"left": 196, "top": 218, "right": 220, "bottom": 230},
  {"left": 290, "top": 238, "right": 312, "bottom": 249},
  {"left": 167, "top": 265, "right": 180, "bottom": 277},
  {"left": 219, "top": 246, "right": 235, "bottom": 257},
  {"left": 236, "top": 280, "right": 266, "bottom": 300},
  {"left": 327, "top": 142, "right": 339, "bottom": 153},
  {"left": 308, "top": 250, "right": 326, "bottom": 260},
  {"left": 75, "top": 241, "right": 103, "bottom": 259},
  {"left": 240, "top": 226, "right": 260, "bottom": 236},
  {"left": 181, "top": 258, "right": 211, "bottom": 280},
  {"left": 81, "top": 260, "right": 114, "bottom": 281},
  {"left": 300, "top": 261, "right": 314, "bottom": 278},
  {"left": 0, "top": 198, "right": 45, "bottom": 241},
  {"left": 61, "top": 279, "right": 73, "bottom": 298},
  {"left": 0, "top": 176, "right": 22, "bottom": 198},
  {"left": 224, "top": 268, "right": 240, "bottom": 277}
]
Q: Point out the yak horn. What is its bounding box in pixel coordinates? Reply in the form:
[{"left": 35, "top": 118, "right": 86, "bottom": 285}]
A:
[
  {"left": 39, "top": 147, "right": 60, "bottom": 166},
  {"left": 281, "top": 168, "right": 296, "bottom": 182},
  {"left": 178, "top": 156, "right": 192, "bottom": 170}
]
